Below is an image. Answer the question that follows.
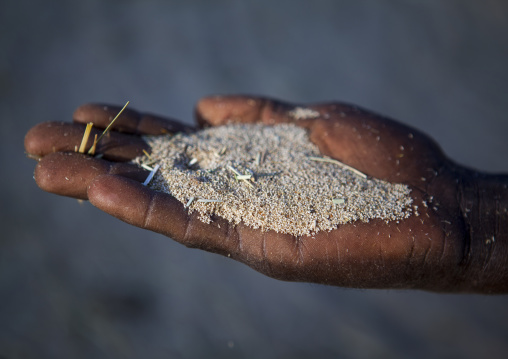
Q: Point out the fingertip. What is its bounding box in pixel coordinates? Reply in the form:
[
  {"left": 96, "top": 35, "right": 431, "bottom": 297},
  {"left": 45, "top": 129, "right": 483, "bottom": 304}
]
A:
[
  {"left": 72, "top": 103, "right": 99, "bottom": 124},
  {"left": 34, "top": 152, "right": 95, "bottom": 199},
  {"left": 24, "top": 122, "right": 65, "bottom": 157},
  {"left": 24, "top": 123, "right": 42, "bottom": 157}
]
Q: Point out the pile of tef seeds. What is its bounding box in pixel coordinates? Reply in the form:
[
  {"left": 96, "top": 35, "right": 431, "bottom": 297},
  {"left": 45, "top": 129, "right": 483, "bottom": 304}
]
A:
[{"left": 135, "top": 123, "right": 413, "bottom": 236}]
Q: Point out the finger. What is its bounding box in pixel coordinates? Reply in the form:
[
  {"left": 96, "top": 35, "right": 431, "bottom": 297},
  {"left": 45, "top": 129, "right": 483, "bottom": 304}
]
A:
[
  {"left": 34, "top": 152, "right": 148, "bottom": 199},
  {"left": 25, "top": 121, "right": 149, "bottom": 162},
  {"left": 195, "top": 95, "right": 360, "bottom": 127},
  {"left": 195, "top": 95, "right": 447, "bottom": 186},
  {"left": 195, "top": 95, "right": 400, "bottom": 127},
  {"left": 195, "top": 95, "right": 302, "bottom": 127},
  {"left": 73, "top": 103, "right": 194, "bottom": 135}
]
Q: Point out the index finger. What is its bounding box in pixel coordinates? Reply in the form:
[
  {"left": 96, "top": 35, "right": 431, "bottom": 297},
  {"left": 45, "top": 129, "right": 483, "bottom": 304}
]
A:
[{"left": 73, "top": 103, "right": 194, "bottom": 135}]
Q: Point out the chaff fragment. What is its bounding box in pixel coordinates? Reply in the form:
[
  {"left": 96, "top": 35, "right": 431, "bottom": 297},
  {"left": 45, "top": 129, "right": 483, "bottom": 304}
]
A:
[
  {"left": 142, "top": 163, "right": 160, "bottom": 186},
  {"left": 88, "top": 101, "right": 130, "bottom": 155},
  {"left": 78, "top": 123, "right": 93, "bottom": 153},
  {"left": 308, "top": 156, "right": 367, "bottom": 179}
]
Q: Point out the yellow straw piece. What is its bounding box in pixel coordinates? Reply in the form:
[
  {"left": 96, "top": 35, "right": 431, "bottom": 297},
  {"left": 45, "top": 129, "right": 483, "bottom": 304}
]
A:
[
  {"left": 78, "top": 122, "right": 93, "bottom": 153},
  {"left": 142, "top": 149, "right": 152, "bottom": 159},
  {"left": 89, "top": 134, "right": 98, "bottom": 156}
]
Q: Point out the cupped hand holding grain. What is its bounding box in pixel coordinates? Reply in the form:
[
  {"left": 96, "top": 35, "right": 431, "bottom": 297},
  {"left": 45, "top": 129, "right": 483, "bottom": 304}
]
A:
[{"left": 24, "top": 96, "right": 508, "bottom": 293}]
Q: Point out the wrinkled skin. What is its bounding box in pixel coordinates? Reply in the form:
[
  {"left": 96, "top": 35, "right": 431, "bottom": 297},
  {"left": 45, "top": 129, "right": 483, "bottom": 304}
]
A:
[{"left": 24, "top": 95, "right": 508, "bottom": 293}]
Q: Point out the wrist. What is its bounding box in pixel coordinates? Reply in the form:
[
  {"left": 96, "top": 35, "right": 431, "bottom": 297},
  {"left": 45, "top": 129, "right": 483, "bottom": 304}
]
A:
[{"left": 458, "top": 170, "right": 508, "bottom": 293}]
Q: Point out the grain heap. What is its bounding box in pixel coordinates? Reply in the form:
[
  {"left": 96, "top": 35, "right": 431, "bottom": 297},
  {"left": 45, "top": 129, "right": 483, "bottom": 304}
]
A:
[{"left": 134, "top": 123, "right": 413, "bottom": 236}]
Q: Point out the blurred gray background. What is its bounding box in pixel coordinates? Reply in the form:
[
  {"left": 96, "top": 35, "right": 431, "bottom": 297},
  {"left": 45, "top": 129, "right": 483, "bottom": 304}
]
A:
[{"left": 2, "top": 0, "right": 508, "bottom": 358}]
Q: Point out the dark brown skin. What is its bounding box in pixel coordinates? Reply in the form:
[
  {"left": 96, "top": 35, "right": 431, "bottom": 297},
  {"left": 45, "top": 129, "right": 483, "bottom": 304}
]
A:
[{"left": 24, "top": 96, "right": 508, "bottom": 293}]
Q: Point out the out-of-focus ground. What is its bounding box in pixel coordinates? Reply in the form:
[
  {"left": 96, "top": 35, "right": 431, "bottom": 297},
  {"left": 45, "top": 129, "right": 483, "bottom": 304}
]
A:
[{"left": 1, "top": 1, "right": 508, "bottom": 358}]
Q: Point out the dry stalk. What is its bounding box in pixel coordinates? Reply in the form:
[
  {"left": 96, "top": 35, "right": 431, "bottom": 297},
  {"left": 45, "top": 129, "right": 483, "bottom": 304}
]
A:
[
  {"left": 308, "top": 156, "right": 367, "bottom": 179},
  {"left": 78, "top": 122, "right": 94, "bottom": 153},
  {"left": 87, "top": 101, "right": 130, "bottom": 155}
]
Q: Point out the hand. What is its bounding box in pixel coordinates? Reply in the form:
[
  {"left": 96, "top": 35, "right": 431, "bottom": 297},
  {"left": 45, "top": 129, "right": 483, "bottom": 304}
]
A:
[{"left": 24, "top": 96, "right": 508, "bottom": 293}]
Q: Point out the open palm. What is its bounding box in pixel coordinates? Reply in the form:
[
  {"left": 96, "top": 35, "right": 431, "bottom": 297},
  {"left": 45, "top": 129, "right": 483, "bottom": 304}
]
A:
[{"left": 24, "top": 95, "right": 490, "bottom": 292}]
